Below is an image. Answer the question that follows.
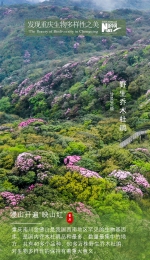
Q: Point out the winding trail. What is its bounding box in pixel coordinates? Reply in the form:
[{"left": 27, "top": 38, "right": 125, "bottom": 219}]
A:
[{"left": 120, "top": 130, "right": 148, "bottom": 148}]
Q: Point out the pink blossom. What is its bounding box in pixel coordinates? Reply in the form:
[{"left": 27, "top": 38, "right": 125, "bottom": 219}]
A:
[
  {"left": 135, "top": 17, "right": 142, "bottom": 22},
  {"left": 34, "top": 156, "right": 42, "bottom": 161},
  {"left": 18, "top": 118, "right": 44, "bottom": 128},
  {"left": 102, "top": 39, "right": 107, "bottom": 43},
  {"left": 106, "top": 71, "right": 114, "bottom": 77},
  {"left": 77, "top": 35, "right": 85, "bottom": 39},
  {"left": 86, "top": 57, "right": 100, "bottom": 66},
  {"left": 24, "top": 50, "right": 30, "bottom": 59},
  {"left": 1, "top": 192, "right": 24, "bottom": 206},
  {"left": 102, "top": 77, "right": 109, "bottom": 84},
  {"left": 41, "top": 72, "right": 53, "bottom": 82},
  {"left": 64, "top": 155, "right": 81, "bottom": 165},
  {"left": 111, "top": 75, "right": 117, "bottom": 81},
  {"left": 70, "top": 62, "right": 79, "bottom": 68},
  {"left": 15, "top": 152, "right": 44, "bottom": 172},
  {"left": 64, "top": 155, "right": 101, "bottom": 178},
  {"left": 133, "top": 173, "right": 150, "bottom": 188},
  {"left": 65, "top": 108, "right": 71, "bottom": 115},
  {"left": 63, "top": 93, "right": 71, "bottom": 99},
  {"left": 37, "top": 172, "right": 48, "bottom": 181},
  {"left": 135, "top": 148, "right": 149, "bottom": 154},
  {"left": 109, "top": 169, "right": 150, "bottom": 196},
  {"left": 126, "top": 28, "right": 132, "bottom": 33},
  {"left": 73, "top": 42, "right": 80, "bottom": 49},
  {"left": 3, "top": 8, "right": 13, "bottom": 15},
  {"left": 70, "top": 202, "right": 93, "bottom": 216},
  {"left": 120, "top": 184, "right": 143, "bottom": 197},
  {"left": 109, "top": 170, "right": 132, "bottom": 180}
]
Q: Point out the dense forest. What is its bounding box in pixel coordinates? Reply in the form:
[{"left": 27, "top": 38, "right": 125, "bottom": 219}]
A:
[{"left": 0, "top": 1, "right": 150, "bottom": 260}]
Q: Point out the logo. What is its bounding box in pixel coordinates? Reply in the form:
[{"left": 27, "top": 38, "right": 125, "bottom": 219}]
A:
[
  {"left": 102, "top": 21, "right": 121, "bottom": 33},
  {"left": 66, "top": 212, "right": 74, "bottom": 224}
]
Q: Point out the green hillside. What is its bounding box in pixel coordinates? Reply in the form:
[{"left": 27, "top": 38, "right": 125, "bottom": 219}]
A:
[{"left": 0, "top": 3, "right": 150, "bottom": 260}]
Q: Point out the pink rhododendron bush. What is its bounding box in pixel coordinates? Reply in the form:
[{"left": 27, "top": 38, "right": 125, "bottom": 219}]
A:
[
  {"left": 15, "top": 153, "right": 41, "bottom": 172},
  {"left": 1, "top": 192, "right": 24, "bottom": 206},
  {"left": 69, "top": 202, "right": 94, "bottom": 216},
  {"left": 18, "top": 118, "right": 44, "bottom": 128},
  {"left": 108, "top": 169, "right": 150, "bottom": 198},
  {"left": 64, "top": 155, "right": 101, "bottom": 178},
  {"left": 14, "top": 152, "right": 51, "bottom": 183}
]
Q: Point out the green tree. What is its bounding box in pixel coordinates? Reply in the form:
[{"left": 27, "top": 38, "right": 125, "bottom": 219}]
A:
[
  {"left": 29, "top": 92, "right": 48, "bottom": 116},
  {"left": 0, "top": 97, "right": 11, "bottom": 112}
]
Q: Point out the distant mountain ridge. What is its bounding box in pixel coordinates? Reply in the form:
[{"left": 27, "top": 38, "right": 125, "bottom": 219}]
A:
[
  {"left": 1, "top": 0, "right": 150, "bottom": 10},
  {"left": 1, "top": 0, "right": 29, "bottom": 5}
]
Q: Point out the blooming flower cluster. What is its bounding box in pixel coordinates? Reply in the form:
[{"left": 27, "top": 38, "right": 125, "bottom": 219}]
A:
[
  {"left": 1, "top": 192, "right": 24, "bottom": 206},
  {"left": 133, "top": 173, "right": 150, "bottom": 188},
  {"left": 102, "top": 78, "right": 109, "bottom": 83},
  {"left": 126, "top": 28, "right": 132, "bottom": 33},
  {"left": 70, "top": 202, "right": 94, "bottom": 216},
  {"left": 63, "top": 63, "right": 72, "bottom": 69},
  {"left": 109, "top": 169, "right": 150, "bottom": 197},
  {"left": 109, "top": 45, "right": 115, "bottom": 49},
  {"left": 64, "top": 155, "right": 101, "bottom": 178},
  {"left": 109, "top": 170, "right": 132, "bottom": 180},
  {"left": 27, "top": 183, "right": 43, "bottom": 192},
  {"left": 102, "top": 71, "right": 117, "bottom": 84},
  {"left": 105, "top": 71, "right": 114, "bottom": 77},
  {"left": 77, "top": 35, "right": 85, "bottom": 39},
  {"left": 15, "top": 152, "right": 40, "bottom": 172},
  {"left": 18, "top": 118, "right": 44, "bottom": 128},
  {"left": 51, "top": 96, "right": 62, "bottom": 106},
  {"left": 134, "top": 39, "right": 143, "bottom": 45},
  {"left": 51, "top": 93, "right": 71, "bottom": 106},
  {"left": 63, "top": 93, "right": 71, "bottom": 99},
  {"left": 73, "top": 42, "right": 80, "bottom": 49},
  {"left": 19, "top": 84, "right": 34, "bottom": 96},
  {"left": 65, "top": 108, "right": 71, "bottom": 115},
  {"left": 24, "top": 50, "right": 30, "bottom": 59},
  {"left": 86, "top": 57, "right": 100, "bottom": 66},
  {"left": 69, "top": 62, "right": 79, "bottom": 68},
  {"left": 61, "top": 73, "right": 72, "bottom": 79},
  {"left": 14, "top": 79, "right": 34, "bottom": 97},
  {"left": 14, "top": 71, "right": 53, "bottom": 97},
  {"left": 3, "top": 8, "right": 13, "bottom": 15},
  {"left": 27, "top": 184, "right": 35, "bottom": 191},
  {"left": 15, "top": 152, "right": 51, "bottom": 183},
  {"left": 135, "top": 17, "right": 142, "bottom": 22},
  {"left": 64, "top": 155, "right": 81, "bottom": 165},
  {"left": 41, "top": 72, "right": 53, "bottom": 83},
  {"left": 19, "top": 78, "right": 29, "bottom": 87},
  {"left": 24, "top": 50, "right": 30, "bottom": 63},
  {"left": 135, "top": 148, "right": 149, "bottom": 154},
  {"left": 37, "top": 172, "right": 48, "bottom": 181},
  {"left": 119, "top": 184, "right": 143, "bottom": 197},
  {"left": 102, "top": 39, "right": 107, "bottom": 43},
  {"left": 68, "top": 15, "right": 74, "bottom": 19}
]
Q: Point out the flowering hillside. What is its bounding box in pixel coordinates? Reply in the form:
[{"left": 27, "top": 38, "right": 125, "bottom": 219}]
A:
[{"left": 0, "top": 3, "right": 150, "bottom": 260}]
